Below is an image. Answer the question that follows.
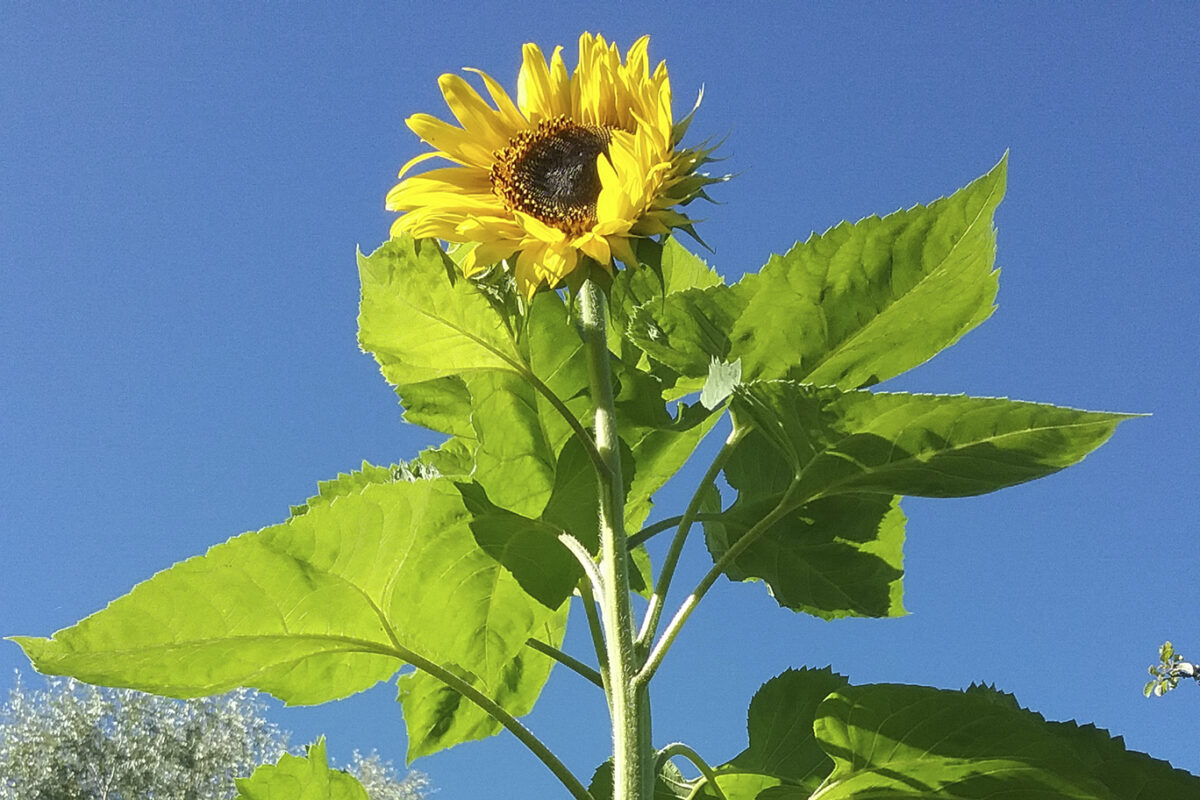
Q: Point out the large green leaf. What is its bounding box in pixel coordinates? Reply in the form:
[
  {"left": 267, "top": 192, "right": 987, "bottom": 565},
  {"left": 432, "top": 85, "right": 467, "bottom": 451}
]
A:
[
  {"left": 459, "top": 480, "right": 583, "bottom": 610},
  {"left": 789, "top": 683, "right": 1200, "bottom": 799},
  {"left": 12, "top": 479, "right": 560, "bottom": 757},
  {"left": 358, "top": 236, "right": 523, "bottom": 386},
  {"left": 701, "top": 668, "right": 850, "bottom": 800},
  {"left": 235, "top": 738, "right": 368, "bottom": 800},
  {"left": 730, "top": 157, "right": 1006, "bottom": 388},
  {"left": 732, "top": 381, "right": 1133, "bottom": 502},
  {"left": 289, "top": 460, "right": 402, "bottom": 517},
  {"left": 712, "top": 382, "right": 1129, "bottom": 618},
  {"left": 465, "top": 370, "right": 559, "bottom": 517},
  {"left": 707, "top": 493, "right": 906, "bottom": 620},
  {"left": 397, "top": 604, "right": 566, "bottom": 761},
  {"left": 620, "top": 396, "right": 721, "bottom": 531},
  {"left": 395, "top": 375, "right": 474, "bottom": 438},
  {"left": 528, "top": 291, "right": 593, "bottom": 454}
]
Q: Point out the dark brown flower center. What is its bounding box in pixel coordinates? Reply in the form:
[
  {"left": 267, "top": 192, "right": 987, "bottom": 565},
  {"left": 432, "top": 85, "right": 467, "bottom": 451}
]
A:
[{"left": 491, "top": 116, "right": 612, "bottom": 236}]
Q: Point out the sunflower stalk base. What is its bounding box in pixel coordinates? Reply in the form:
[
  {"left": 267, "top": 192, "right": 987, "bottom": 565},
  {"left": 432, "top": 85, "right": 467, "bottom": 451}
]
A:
[{"left": 579, "top": 276, "right": 654, "bottom": 800}]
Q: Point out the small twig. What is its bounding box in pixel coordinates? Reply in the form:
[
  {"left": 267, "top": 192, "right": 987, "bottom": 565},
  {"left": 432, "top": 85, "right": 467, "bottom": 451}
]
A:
[
  {"left": 525, "top": 637, "right": 604, "bottom": 689},
  {"left": 656, "top": 742, "right": 729, "bottom": 800}
]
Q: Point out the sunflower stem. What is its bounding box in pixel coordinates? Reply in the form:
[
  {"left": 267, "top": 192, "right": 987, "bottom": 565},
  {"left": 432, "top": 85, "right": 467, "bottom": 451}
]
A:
[{"left": 579, "top": 276, "right": 652, "bottom": 800}]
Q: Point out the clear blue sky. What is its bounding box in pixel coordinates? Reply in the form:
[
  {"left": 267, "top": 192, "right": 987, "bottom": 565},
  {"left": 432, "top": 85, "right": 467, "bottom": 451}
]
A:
[{"left": 2, "top": 3, "right": 1198, "bottom": 797}]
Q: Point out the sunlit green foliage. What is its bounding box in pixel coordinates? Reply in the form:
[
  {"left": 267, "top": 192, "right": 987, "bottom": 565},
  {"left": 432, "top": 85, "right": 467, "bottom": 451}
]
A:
[{"left": 13, "top": 157, "right": 1188, "bottom": 798}]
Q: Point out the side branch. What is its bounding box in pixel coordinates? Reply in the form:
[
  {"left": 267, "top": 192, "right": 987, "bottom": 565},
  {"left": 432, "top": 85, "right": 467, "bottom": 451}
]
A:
[
  {"left": 637, "top": 482, "right": 799, "bottom": 686},
  {"left": 526, "top": 637, "right": 604, "bottom": 689},
  {"left": 636, "top": 428, "right": 745, "bottom": 650},
  {"left": 389, "top": 642, "right": 594, "bottom": 800},
  {"left": 656, "top": 742, "right": 729, "bottom": 800},
  {"left": 363, "top": 592, "right": 592, "bottom": 800},
  {"left": 628, "top": 513, "right": 737, "bottom": 550}
]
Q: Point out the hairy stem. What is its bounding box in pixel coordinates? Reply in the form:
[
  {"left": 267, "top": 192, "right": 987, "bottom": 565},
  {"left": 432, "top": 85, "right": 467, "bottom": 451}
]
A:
[
  {"left": 388, "top": 642, "right": 592, "bottom": 800},
  {"left": 628, "top": 512, "right": 736, "bottom": 550},
  {"left": 580, "top": 277, "right": 652, "bottom": 800},
  {"left": 636, "top": 427, "right": 745, "bottom": 651},
  {"left": 525, "top": 637, "right": 604, "bottom": 689},
  {"left": 577, "top": 576, "right": 611, "bottom": 692},
  {"left": 638, "top": 481, "right": 798, "bottom": 685},
  {"left": 656, "top": 742, "right": 729, "bottom": 800}
]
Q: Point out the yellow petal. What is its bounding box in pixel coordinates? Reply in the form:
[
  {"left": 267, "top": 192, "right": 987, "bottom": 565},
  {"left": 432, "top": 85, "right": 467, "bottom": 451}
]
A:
[
  {"left": 406, "top": 114, "right": 494, "bottom": 168},
  {"left": 464, "top": 67, "right": 527, "bottom": 130},
  {"left": 462, "top": 241, "right": 517, "bottom": 275},
  {"left": 515, "top": 211, "right": 568, "bottom": 245},
  {"left": 574, "top": 231, "right": 611, "bottom": 264},
  {"left": 517, "top": 42, "right": 554, "bottom": 121},
  {"left": 396, "top": 150, "right": 448, "bottom": 180},
  {"left": 438, "top": 73, "right": 512, "bottom": 147}
]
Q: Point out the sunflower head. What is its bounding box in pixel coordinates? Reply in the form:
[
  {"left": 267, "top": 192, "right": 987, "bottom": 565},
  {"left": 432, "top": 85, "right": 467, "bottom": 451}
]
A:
[{"left": 386, "top": 33, "right": 722, "bottom": 299}]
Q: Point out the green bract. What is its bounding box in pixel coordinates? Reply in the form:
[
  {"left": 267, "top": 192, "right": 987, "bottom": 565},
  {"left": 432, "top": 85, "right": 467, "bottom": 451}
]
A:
[{"left": 13, "top": 156, "right": 1187, "bottom": 799}]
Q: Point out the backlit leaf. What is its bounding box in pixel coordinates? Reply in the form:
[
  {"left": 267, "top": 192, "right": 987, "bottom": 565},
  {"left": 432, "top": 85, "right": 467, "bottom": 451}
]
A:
[
  {"left": 707, "top": 493, "right": 906, "bottom": 620},
  {"left": 235, "top": 738, "right": 368, "bottom": 800},
  {"left": 358, "top": 236, "right": 523, "bottom": 386},
  {"left": 12, "top": 479, "right": 560, "bottom": 757},
  {"left": 731, "top": 382, "right": 1134, "bottom": 501},
  {"left": 797, "top": 682, "right": 1200, "bottom": 799},
  {"left": 700, "top": 668, "right": 850, "bottom": 799},
  {"left": 397, "top": 605, "right": 566, "bottom": 761},
  {"left": 730, "top": 157, "right": 1007, "bottom": 389}
]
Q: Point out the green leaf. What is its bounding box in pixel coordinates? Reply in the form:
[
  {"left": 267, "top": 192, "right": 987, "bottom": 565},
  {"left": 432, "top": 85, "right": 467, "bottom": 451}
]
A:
[
  {"left": 458, "top": 480, "right": 582, "bottom": 610},
  {"left": 707, "top": 493, "right": 906, "bottom": 620},
  {"left": 730, "top": 157, "right": 1007, "bottom": 388},
  {"left": 792, "top": 682, "right": 1200, "bottom": 799},
  {"left": 540, "top": 434, "right": 626, "bottom": 558},
  {"left": 358, "top": 235, "right": 523, "bottom": 386},
  {"left": 621, "top": 398, "right": 721, "bottom": 532},
  {"left": 414, "top": 436, "right": 474, "bottom": 478},
  {"left": 703, "top": 668, "right": 851, "bottom": 800},
  {"left": 289, "top": 460, "right": 400, "bottom": 517},
  {"left": 466, "top": 370, "right": 558, "bottom": 517},
  {"left": 235, "top": 738, "right": 368, "bottom": 800},
  {"left": 713, "top": 382, "right": 1128, "bottom": 618},
  {"left": 732, "top": 381, "right": 1134, "bottom": 501},
  {"left": 528, "top": 291, "right": 593, "bottom": 453},
  {"left": 627, "top": 284, "right": 745, "bottom": 379},
  {"left": 12, "top": 479, "right": 560, "bottom": 756},
  {"left": 459, "top": 292, "right": 592, "bottom": 520},
  {"left": 397, "top": 605, "right": 566, "bottom": 761},
  {"left": 289, "top": 458, "right": 448, "bottom": 518},
  {"left": 610, "top": 237, "right": 724, "bottom": 340},
  {"left": 396, "top": 375, "right": 474, "bottom": 438}
]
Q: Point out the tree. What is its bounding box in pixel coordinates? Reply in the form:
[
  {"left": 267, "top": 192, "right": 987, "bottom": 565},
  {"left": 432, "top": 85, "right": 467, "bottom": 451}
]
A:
[
  {"left": 345, "top": 751, "right": 428, "bottom": 800},
  {"left": 0, "top": 674, "right": 426, "bottom": 800},
  {"left": 1147, "top": 642, "right": 1200, "bottom": 697}
]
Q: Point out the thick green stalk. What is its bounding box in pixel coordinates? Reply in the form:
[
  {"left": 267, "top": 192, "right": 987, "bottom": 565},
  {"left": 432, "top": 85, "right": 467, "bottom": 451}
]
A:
[{"left": 579, "top": 277, "right": 653, "bottom": 800}]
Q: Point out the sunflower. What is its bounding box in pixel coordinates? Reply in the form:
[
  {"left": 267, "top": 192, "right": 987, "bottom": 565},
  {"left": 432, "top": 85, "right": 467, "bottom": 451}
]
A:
[{"left": 386, "top": 32, "right": 720, "bottom": 298}]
